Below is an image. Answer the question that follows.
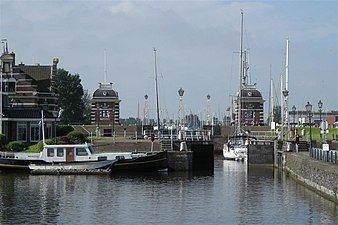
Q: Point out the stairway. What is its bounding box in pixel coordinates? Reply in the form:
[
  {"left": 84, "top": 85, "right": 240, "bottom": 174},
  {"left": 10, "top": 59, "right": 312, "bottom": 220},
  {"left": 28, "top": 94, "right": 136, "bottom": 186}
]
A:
[{"left": 160, "top": 140, "right": 172, "bottom": 151}]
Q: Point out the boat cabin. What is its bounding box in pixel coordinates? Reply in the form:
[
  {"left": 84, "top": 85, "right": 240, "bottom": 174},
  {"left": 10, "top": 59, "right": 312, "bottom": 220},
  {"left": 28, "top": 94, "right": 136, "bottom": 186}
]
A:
[{"left": 40, "top": 143, "right": 99, "bottom": 163}]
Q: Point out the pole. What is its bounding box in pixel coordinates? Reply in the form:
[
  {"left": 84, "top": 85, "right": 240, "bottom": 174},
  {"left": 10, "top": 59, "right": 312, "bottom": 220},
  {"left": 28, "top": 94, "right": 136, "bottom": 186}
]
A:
[
  {"left": 41, "top": 110, "right": 46, "bottom": 145},
  {"left": 237, "top": 11, "right": 244, "bottom": 135},
  {"left": 309, "top": 112, "right": 312, "bottom": 149},
  {"left": 280, "top": 73, "right": 284, "bottom": 141},
  {"left": 153, "top": 48, "right": 161, "bottom": 142},
  {"left": 285, "top": 38, "right": 290, "bottom": 140},
  {"left": 319, "top": 109, "right": 322, "bottom": 140},
  {"left": 0, "top": 64, "right": 2, "bottom": 134}
]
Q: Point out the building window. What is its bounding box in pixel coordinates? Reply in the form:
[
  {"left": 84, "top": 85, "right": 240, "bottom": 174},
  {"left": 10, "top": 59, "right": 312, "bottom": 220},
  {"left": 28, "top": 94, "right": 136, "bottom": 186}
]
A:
[
  {"left": 3, "top": 62, "right": 10, "bottom": 73},
  {"left": 46, "top": 124, "right": 52, "bottom": 139},
  {"left": 17, "top": 122, "right": 27, "bottom": 141},
  {"left": 102, "top": 110, "right": 109, "bottom": 118},
  {"left": 30, "top": 122, "right": 40, "bottom": 142}
]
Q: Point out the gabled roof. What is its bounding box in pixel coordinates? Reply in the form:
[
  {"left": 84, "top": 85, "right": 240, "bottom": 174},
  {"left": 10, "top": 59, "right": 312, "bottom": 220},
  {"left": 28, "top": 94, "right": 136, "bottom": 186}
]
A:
[
  {"left": 16, "top": 65, "right": 51, "bottom": 81},
  {"left": 14, "top": 65, "right": 52, "bottom": 92}
]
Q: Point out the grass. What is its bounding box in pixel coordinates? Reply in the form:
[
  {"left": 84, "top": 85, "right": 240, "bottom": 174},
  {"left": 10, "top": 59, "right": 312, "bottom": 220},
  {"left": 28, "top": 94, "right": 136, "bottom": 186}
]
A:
[{"left": 278, "top": 126, "right": 338, "bottom": 141}]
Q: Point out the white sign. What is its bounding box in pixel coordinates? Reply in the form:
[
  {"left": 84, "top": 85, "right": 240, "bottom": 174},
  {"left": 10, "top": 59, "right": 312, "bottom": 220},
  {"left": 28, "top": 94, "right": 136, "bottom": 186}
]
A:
[
  {"left": 270, "top": 122, "right": 276, "bottom": 130},
  {"left": 322, "top": 143, "right": 330, "bottom": 151}
]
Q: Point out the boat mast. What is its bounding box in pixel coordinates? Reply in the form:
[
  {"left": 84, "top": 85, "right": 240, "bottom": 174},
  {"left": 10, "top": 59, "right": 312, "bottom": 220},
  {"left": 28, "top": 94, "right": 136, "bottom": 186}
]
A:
[
  {"left": 237, "top": 11, "right": 244, "bottom": 135},
  {"left": 153, "top": 48, "right": 161, "bottom": 141},
  {"left": 285, "top": 38, "right": 290, "bottom": 140}
]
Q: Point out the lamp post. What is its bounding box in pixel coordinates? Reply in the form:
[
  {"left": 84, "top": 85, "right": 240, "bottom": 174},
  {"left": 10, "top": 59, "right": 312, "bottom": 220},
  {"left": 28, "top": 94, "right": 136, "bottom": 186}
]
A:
[
  {"left": 207, "top": 94, "right": 211, "bottom": 125},
  {"left": 282, "top": 89, "right": 289, "bottom": 140},
  {"left": 318, "top": 100, "right": 323, "bottom": 140},
  {"left": 178, "top": 88, "right": 184, "bottom": 127},
  {"left": 292, "top": 105, "right": 296, "bottom": 137},
  {"left": 305, "top": 101, "right": 312, "bottom": 149}
]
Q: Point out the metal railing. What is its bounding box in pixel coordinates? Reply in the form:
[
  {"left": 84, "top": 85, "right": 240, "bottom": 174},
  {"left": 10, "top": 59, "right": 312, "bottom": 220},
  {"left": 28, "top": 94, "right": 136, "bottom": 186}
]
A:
[{"left": 310, "top": 148, "right": 338, "bottom": 165}]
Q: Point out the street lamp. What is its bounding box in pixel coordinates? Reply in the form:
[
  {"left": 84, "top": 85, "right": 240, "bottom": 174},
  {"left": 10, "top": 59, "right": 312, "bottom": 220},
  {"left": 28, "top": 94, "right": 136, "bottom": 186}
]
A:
[
  {"left": 318, "top": 100, "right": 323, "bottom": 124},
  {"left": 178, "top": 88, "right": 185, "bottom": 127},
  {"left": 318, "top": 100, "right": 323, "bottom": 140},
  {"left": 292, "top": 105, "right": 296, "bottom": 137},
  {"left": 305, "top": 101, "right": 312, "bottom": 149}
]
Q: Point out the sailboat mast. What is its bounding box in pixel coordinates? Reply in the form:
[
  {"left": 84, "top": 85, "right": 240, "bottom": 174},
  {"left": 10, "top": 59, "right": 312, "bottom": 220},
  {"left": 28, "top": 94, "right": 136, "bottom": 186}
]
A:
[
  {"left": 237, "top": 11, "right": 244, "bottom": 134},
  {"left": 285, "top": 38, "right": 290, "bottom": 140},
  {"left": 153, "top": 48, "right": 161, "bottom": 140}
]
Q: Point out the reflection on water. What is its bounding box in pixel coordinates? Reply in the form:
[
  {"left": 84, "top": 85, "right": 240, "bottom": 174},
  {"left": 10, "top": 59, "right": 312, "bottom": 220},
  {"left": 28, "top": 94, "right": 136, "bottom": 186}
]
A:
[{"left": 0, "top": 157, "right": 337, "bottom": 225}]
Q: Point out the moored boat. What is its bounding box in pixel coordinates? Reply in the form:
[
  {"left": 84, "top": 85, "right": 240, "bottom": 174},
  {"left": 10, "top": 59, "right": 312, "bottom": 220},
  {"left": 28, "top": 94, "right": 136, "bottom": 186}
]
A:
[
  {"left": 223, "top": 135, "right": 250, "bottom": 161},
  {"left": 110, "top": 150, "right": 168, "bottom": 172},
  {"left": 29, "top": 159, "right": 117, "bottom": 175},
  {"left": 0, "top": 142, "right": 168, "bottom": 173}
]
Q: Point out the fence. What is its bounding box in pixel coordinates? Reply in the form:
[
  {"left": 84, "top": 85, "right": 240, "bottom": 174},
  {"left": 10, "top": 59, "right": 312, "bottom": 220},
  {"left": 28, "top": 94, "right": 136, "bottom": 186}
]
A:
[{"left": 310, "top": 148, "right": 338, "bottom": 164}]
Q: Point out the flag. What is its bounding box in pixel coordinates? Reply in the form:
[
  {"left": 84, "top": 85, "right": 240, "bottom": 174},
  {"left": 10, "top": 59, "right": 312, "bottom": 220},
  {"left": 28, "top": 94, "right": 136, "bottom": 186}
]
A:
[{"left": 226, "top": 106, "right": 231, "bottom": 112}]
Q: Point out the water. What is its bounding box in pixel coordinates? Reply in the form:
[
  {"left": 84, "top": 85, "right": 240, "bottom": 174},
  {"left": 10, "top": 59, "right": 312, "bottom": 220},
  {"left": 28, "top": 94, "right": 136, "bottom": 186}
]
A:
[{"left": 0, "top": 156, "right": 337, "bottom": 225}]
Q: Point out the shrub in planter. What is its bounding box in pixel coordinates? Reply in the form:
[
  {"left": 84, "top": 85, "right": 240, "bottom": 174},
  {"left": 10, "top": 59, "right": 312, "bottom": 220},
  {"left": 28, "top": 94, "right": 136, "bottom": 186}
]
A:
[
  {"left": 7, "top": 141, "right": 25, "bottom": 152},
  {"left": 67, "top": 131, "right": 87, "bottom": 144}
]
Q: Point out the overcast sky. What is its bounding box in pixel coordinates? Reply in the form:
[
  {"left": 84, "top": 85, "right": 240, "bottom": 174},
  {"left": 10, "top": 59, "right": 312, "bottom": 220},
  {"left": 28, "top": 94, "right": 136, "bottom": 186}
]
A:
[{"left": 1, "top": 0, "right": 337, "bottom": 120}]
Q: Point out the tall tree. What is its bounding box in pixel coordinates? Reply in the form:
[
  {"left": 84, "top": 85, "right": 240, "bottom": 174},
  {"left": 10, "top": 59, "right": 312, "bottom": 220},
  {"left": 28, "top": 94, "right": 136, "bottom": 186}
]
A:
[
  {"left": 56, "top": 68, "right": 85, "bottom": 124},
  {"left": 82, "top": 90, "right": 92, "bottom": 125}
]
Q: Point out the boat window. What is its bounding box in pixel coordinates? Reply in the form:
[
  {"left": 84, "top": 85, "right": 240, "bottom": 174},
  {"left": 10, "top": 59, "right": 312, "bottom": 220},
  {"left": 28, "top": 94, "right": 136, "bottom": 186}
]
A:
[
  {"left": 47, "top": 148, "right": 55, "bottom": 157},
  {"left": 88, "top": 146, "right": 94, "bottom": 154},
  {"left": 57, "top": 148, "right": 64, "bottom": 157},
  {"left": 76, "top": 148, "right": 88, "bottom": 156}
]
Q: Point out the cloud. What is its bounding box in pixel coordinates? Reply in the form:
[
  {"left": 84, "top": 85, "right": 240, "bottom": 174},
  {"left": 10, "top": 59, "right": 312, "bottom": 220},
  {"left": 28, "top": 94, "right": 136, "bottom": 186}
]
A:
[
  {"left": 1, "top": 1, "right": 337, "bottom": 118},
  {"left": 109, "top": 1, "right": 137, "bottom": 15}
]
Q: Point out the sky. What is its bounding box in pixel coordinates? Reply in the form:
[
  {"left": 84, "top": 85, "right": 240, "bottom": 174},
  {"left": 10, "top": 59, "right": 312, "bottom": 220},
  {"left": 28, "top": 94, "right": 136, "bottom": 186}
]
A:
[{"left": 0, "top": 0, "right": 337, "bottom": 120}]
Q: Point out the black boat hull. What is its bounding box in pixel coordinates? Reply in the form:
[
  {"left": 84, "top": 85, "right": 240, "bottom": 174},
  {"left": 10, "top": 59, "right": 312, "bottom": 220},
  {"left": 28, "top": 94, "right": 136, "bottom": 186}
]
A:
[{"left": 111, "top": 151, "right": 168, "bottom": 172}]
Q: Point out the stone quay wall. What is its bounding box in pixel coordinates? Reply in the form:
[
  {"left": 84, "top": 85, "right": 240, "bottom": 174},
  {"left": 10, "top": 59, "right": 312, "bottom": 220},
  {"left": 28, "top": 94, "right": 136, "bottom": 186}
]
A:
[{"left": 285, "top": 152, "right": 338, "bottom": 203}]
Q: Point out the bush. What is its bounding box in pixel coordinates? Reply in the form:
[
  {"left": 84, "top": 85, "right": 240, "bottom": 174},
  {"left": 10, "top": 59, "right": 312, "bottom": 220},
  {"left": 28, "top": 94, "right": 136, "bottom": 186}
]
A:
[
  {"left": 0, "top": 134, "right": 7, "bottom": 150},
  {"left": 26, "top": 141, "right": 44, "bottom": 153},
  {"left": 7, "top": 141, "right": 25, "bottom": 152},
  {"left": 26, "top": 139, "right": 54, "bottom": 153},
  {"left": 56, "top": 125, "right": 74, "bottom": 137},
  {"left": 58, "top": 136, "right": 71, "bottom": 144},
  {"left": 67, "top": 131, "right": 87, "bottom": 144}
]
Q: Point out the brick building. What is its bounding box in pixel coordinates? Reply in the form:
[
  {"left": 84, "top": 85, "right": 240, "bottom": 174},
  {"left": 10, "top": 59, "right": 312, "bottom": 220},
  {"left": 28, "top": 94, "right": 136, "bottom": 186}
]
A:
[
  {"left": 0, "top": 43, "right": 59, "bottom": 145},
  {"left": 90, "top": 83, "right": 120, "bottom": 136}
]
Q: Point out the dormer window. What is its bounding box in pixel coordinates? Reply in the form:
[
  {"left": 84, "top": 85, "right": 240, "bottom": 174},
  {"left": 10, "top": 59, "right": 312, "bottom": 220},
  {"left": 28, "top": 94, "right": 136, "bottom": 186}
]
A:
[{"left": 2, "top": 62, "right": 10, "bottom": 73}]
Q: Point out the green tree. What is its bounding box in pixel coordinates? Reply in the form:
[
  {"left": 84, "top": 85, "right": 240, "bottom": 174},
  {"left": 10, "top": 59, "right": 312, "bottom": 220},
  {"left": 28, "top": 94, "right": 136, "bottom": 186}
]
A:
[
  {"left": 56, "top": 68, "right": 85, "bottom": 124},
  {"left": 82, "top": 90, "right": 92, "bottom": 125}
]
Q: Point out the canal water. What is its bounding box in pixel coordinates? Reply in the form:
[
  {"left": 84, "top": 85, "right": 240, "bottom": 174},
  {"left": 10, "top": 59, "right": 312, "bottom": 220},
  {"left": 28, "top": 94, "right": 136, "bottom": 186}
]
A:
[{"left": 0, "top": 156, "right": 337, "bottom": 225}]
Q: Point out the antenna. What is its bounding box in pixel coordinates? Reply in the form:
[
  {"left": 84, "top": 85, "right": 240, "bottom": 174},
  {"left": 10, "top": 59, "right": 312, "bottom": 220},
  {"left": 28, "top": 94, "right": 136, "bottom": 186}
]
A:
[{"left": 104, "top": 50, "right": 107, "bottom": 84}]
